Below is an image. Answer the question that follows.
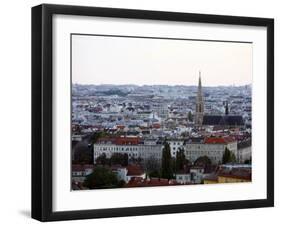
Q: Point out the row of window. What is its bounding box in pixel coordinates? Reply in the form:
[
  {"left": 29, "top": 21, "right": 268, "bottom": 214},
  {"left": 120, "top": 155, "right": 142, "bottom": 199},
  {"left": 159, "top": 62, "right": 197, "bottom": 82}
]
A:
[
  {"left": 186, "top": 150, "right": 222, "bottom": 155},
  {"left": 94, "top": 151, "right": 161, "bottom": 158},
  {"left": 186, "top": 145, "right": 225, "bottom": 149},
  {"left": 95, "top": 145, "right": 161, "bottom": 152},
  {"left": 177, "top": 175, "right": 190, "bottom": 180},
  {"left": 168, "top": 142, "right": 183, "bottom": 146}
]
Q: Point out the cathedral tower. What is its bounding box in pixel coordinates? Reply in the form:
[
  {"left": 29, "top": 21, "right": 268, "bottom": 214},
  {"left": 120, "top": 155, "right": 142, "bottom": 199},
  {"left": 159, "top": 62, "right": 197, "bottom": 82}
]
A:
[{"left": 195, "top": 71, "right": 204, "bottom": 127}]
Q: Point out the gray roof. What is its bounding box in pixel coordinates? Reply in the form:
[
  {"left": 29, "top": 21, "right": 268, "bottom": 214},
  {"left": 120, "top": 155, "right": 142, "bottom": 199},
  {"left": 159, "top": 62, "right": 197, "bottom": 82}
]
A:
[{"left": 203, "top": 115, "right": 244, "bottom": 126}]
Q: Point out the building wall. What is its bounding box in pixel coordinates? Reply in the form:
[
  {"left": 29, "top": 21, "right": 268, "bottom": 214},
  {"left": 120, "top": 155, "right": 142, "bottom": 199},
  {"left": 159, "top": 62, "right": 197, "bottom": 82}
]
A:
[
  {"left": 93, "top": 143, "right": 162, "bottom": 163},
  {"left": 203, "top": 179, "right": 218, "bottom": 184},
  {"left": 218, "top": 176, "right": 251, "bottom": 183},
  {"left": 190, "top": 168, "right": 204, "bottom": 183},
  {"left": 184, "top": 141, "right": 238, "bottom": 164},
  {"left": 237, "top": 146, "right": 252, "bottom": 163},
  {"left": 176, "top": 174, "right": 191, "bottom": 184}
]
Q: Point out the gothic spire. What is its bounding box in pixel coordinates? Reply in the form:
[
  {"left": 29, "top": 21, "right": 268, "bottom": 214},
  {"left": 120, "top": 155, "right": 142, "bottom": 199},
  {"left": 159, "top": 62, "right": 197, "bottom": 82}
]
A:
[
  {"left": 225, "top": 101, "right": 229, "bottom": 115},
  {"left": 197, "top": 71, "right": 203, "bottom": 102},
  {"left": 195, "top": 71, "right": 204, "bottom": 127},
  {"left": 199, "top": 71, "right": 202, "bottom": 88}
]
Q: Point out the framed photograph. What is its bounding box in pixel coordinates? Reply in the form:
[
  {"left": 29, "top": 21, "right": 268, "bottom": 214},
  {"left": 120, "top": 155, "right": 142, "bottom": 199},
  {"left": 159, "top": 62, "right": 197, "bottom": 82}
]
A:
[{"left": 32, "top": 4, "right": 274, "bottom": 221}]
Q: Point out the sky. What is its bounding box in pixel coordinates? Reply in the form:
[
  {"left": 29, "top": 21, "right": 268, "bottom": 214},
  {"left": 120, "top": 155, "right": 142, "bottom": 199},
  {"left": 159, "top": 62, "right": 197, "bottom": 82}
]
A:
[{"left": 72, "top": 34, "right": 252, "bottom": 86}]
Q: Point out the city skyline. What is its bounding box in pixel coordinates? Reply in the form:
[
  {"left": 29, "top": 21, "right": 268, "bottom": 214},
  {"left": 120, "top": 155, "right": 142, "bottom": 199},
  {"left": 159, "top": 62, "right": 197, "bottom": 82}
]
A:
[
  {"left": 72, "top": 35, "right": 252, "bottom": 86},
  {"left": 72, "top": 75, "right": 252, "bottom": 190}
]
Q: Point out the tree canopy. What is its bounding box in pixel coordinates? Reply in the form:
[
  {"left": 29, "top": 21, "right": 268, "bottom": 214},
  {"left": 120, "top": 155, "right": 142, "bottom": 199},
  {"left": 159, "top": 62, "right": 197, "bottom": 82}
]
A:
[
  {"left": 90, "top": 131, "right": 107, "bottom": 144},
  {"left": 95, "top": 153, "right": 109, "bottom": 165},
  {"left": 222, "top": 147, "right": 236, "bottom": 164},
  {"left": 194, "top": 155, "right": 212, "bottom": 166},
  {"left": 73, "top": 142, "right": 92, "bottom": 164},
  {"left": 175, "top": 148, "right": 188, "bottom": 172},
  {"left": 96, "top": 153, "right": 129, "bottom": 166},
  {"left": 144, "top": 156, "right": 160, "bottom": 178},
  {"left": 84, "top": 166, "right": 119, "bottom": 189},
  {"left": 110, "top": 153, "right": 128, "bottom": 166},
  {"left": 161, "top": 142, "right": 174, "bottom": 179}
]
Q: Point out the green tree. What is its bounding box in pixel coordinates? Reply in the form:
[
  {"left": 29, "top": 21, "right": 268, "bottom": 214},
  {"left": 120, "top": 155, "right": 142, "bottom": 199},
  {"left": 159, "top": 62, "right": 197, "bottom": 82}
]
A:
[
  {"left": 73, "top": 142, "right": 92, "bottom": 164},
  {"left": 175, "top": 148, "right": 187, "bottom": 172},
  {"left": 222, "top": 147, "right": 236, "bottom": 164},
  {"left": 95, "top": 153, "right": 108, "bottom": 165},
  {"left": 194, "top": 156, "right": 212, "bottom": 166},
  {"left": 110, "top": 153, "right": 128, "bottom": 166},
  {"left": 148, "top": 170, "right": 161, "bottom": 178},
  {"left": 144, "top": 156, "right": 160, "bottom": 177},
  {"left": 161, "top": 142, "right": 173, "bottom": 179},
  {"left": 90, "top": 131, "right": 107, "bottom": 144},
  {"left": 84, "top": 166, "right": 119, "bottom": 189},
  {"left": 244, "top": 158, "right": 252, "bottom": 164}
]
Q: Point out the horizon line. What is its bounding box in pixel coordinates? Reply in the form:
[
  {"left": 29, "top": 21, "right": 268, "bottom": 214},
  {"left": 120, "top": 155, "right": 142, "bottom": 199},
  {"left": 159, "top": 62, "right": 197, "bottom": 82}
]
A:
[{"left": 72, "top": 83, "right": 252, "bottom": 87}]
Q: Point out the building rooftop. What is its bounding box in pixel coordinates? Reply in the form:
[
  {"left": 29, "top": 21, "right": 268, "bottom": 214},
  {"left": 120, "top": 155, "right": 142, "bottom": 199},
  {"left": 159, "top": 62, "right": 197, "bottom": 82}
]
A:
[
  {"left": 96, "top": 136, "right": 141, "bottom": 145},
  {"left": 203, "top": 115, "right": 244, "bottom": 126},
  {"left": 126, "top": 165, "right": 144, "bottom": 176},
  {"left": 204, "top": 136, "right": 236, "bottom": 144},
  {"left": 204, "top": 165, "right": 251, "bottom": 182},
  {"left": 218, "top": 168, "right": 251, "bottom": 180}
]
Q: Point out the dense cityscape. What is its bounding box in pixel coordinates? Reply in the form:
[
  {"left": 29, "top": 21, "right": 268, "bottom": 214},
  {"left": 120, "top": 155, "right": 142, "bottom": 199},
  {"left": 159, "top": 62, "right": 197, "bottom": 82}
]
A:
[{"left": 71, "top": 74, "right": 252, "bottom": 190}]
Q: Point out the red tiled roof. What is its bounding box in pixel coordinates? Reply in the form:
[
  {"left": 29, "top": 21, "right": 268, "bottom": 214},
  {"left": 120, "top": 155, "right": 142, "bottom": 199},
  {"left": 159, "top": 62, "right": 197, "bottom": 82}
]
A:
[
  {"left": 204, "top": 136, "right": 236, "bottom": 144},
  {"left": 115, "top": 137, "right": 140, "bottom": 145},
  {"left": 126, "top": 165, "right": 144, "bottom": 176}
]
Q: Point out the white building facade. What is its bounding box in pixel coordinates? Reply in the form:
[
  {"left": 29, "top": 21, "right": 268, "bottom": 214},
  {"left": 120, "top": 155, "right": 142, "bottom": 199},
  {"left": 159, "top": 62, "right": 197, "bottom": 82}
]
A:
[
  {"left": 184, "top": 138, "right": 238, "bottom": 164},
  {"left": 237, "top": 146, "right": 251, "bottom": 163},
  {"left": 167, "top": 139, "right": 185, "bottom": 158},
  {"left": 93, "top": 137, "right": 162, "bottom": 164}
]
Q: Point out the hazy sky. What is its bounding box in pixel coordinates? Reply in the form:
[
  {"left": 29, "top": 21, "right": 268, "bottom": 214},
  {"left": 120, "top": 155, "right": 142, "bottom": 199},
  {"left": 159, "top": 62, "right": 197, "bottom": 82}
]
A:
[{"left": 72, "top": 34, "right": 252, "bottom": 86}]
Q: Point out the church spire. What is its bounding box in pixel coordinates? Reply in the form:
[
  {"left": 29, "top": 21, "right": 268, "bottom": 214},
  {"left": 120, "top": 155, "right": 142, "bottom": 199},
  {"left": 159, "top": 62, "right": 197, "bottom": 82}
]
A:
[
  {"left": 195, "top": 71, "right": 204, "bottom": 127},
  {"left": 225, "top": 101, "right": 229, "bottom": 115},
  {"left": 199, "top": 71, "right": 202, "bottom": 87}
]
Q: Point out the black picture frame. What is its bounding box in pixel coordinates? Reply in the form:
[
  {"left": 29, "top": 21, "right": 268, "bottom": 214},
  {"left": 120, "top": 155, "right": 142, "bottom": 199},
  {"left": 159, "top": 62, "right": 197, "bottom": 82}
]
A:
[{"left": 32, "top": 4, "right": 274, "bottom": 222}]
